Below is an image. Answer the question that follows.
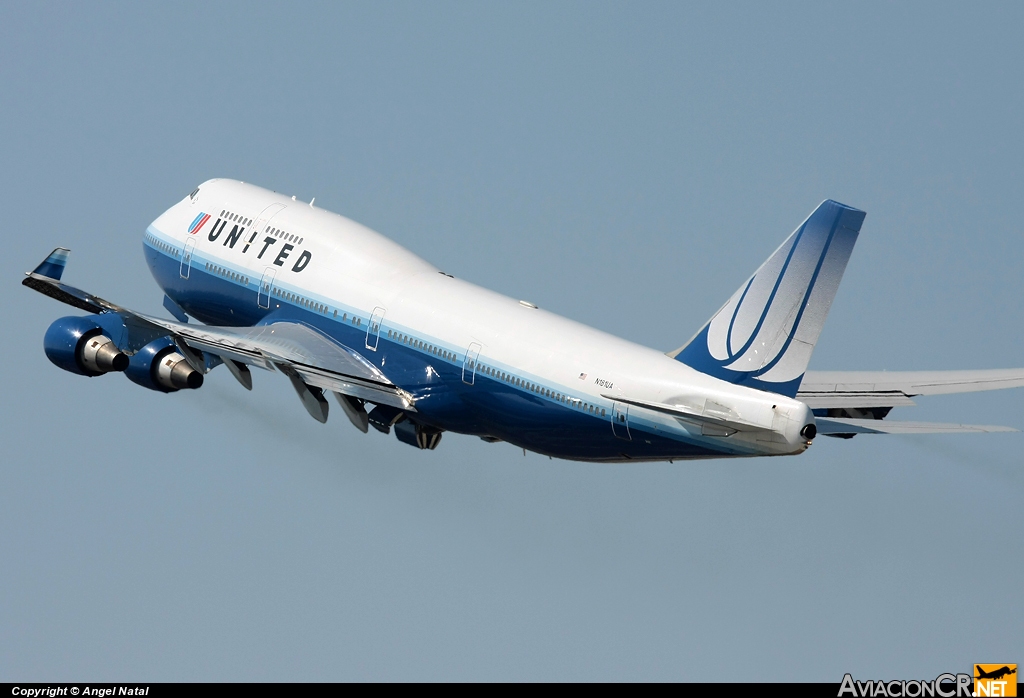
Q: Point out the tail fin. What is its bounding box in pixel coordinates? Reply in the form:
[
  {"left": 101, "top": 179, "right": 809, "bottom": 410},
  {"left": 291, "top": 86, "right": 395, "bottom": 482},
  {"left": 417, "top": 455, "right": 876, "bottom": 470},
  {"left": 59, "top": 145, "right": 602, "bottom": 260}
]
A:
[{"left": 670, "top": 200, "right": 865, "bottom": 397}]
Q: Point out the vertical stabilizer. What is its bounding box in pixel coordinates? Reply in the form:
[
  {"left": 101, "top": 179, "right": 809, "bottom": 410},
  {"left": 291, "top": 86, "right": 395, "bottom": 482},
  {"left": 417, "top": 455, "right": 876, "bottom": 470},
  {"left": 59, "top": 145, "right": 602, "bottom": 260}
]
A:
[{"left": 670, "top": 200, "right": 865, "bottom": 397}]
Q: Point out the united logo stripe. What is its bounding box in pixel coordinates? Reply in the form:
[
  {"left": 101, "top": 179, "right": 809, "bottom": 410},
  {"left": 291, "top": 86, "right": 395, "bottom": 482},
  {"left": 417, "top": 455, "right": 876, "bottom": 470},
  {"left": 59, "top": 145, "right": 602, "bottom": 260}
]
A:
[{"left": 188, "top": 212, "right": 211, "bottom": 234}]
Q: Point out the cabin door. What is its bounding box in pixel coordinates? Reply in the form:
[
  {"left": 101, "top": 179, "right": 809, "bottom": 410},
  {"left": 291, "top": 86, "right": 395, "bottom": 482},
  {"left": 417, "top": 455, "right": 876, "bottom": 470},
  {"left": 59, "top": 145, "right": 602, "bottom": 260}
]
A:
[
  {"left": 462, "top": 343, "right": 482, "bottom": 385},
  {"left": 258, "top": 267, "right": 277, "bottom": 309},
  {"left": 611, "top": 401, "right": 631, "bottom": 441},
  {"left": 180, "top": 238, "right": 196, "bottom": 279},
  {"left": 366, "top": 307, "right": 386, "bottom": 350}
]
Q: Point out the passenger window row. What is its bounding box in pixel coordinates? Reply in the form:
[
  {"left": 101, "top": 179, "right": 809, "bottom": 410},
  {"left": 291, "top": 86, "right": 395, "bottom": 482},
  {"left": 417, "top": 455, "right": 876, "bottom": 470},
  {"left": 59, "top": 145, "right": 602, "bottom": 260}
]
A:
[
  {"left": 386, "top": 330, "right": 457, "bottom": 362},
  {"left": 205, "top": 262, "right": 249, "bottom": 286},
  {"left": 271, "top": 286, "right": 329, "bottom": 314},
  {"left": 267, "top": 226, "right": 303, "bottom": 245},
  {"left": 477, "top": 363, "right": 606, "bottom": 417},
  {"left": 146, "top": 233, "right": 180, "bottom": 258},
  {"left": 219, "top": 210, "right": 303, "bottom": 245},
  {"left": 220, "top": 210, "right": 252, "bottom": 227},
  {"left": 330, "top": 310, "right": 362, "bottom": 327}
]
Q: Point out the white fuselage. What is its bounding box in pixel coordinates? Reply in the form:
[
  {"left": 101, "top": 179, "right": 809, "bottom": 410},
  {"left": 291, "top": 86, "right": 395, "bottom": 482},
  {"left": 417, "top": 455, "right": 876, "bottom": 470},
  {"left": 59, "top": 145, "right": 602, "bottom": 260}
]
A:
[{"left": 145, "top": 179, "right": 813, "bottom": 461}]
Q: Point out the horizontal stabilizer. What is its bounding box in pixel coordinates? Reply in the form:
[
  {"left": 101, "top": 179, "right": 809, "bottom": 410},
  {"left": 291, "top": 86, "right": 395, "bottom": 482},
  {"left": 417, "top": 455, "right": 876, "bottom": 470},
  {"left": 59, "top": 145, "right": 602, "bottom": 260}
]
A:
[
  {"left": 816, "top": 418, "right": 1017, "bottom": 435},
  {"left": 799, "top": 369, "right": 1024, "bottom": 410}
]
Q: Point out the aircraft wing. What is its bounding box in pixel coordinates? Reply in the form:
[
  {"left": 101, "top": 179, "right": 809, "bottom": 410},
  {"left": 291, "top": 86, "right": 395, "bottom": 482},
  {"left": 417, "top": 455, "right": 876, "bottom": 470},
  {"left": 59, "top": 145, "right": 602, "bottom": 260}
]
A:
[
  {"left": 23, "top": 249, "right": 413, "bottom": 412},
  {"left": 24, "top": 263, "right": 128, "bottom": 315},
  {"left": 816, "top": 418, "right": 1016, "bottom": 435},
  {"left": 135, "top": 314, "right": 413, "bottom": 410},
  {"left": 798, "top": 369, "right": 1024, "bottom": 409}
]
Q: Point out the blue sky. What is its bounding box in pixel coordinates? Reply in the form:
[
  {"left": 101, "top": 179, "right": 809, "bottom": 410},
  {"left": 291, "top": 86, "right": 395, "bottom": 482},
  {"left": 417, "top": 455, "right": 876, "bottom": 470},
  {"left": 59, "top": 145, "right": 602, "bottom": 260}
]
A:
[{"left": 1, "top": 1, "right": 1021, "bottom": 681}]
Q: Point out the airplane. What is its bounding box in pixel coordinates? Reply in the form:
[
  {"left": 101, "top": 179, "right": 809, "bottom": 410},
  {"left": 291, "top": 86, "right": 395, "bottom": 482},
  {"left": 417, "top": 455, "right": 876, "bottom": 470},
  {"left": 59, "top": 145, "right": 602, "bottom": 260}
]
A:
[
  {"left": 22, "top": 179, "right": 1024, "bottom": 461},
  {"left": 975, "top": 666, "right": 1016, "bottom": 681}
]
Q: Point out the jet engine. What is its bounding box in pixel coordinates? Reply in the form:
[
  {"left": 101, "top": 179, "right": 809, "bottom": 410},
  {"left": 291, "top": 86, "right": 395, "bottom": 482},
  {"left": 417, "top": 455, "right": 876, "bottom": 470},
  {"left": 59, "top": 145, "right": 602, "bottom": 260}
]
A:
[
  {"left": 367, "top": 405, "right": 444, "bottom": 449},
  {"left": 44, "top": 316, "right": 129, "bottom": 377},
  {"left": 124, "top": 336, "right": 204, "bottom": 392},
  {"left": 394, "top": 418, "right": 443, "bottom": 450}
]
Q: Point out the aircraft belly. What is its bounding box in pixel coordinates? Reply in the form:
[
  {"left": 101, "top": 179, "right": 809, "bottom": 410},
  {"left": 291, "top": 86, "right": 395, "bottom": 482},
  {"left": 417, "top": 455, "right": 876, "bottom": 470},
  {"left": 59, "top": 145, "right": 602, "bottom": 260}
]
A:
[{"left": 452, "top": 375, "right": 736, "bottom": 461}]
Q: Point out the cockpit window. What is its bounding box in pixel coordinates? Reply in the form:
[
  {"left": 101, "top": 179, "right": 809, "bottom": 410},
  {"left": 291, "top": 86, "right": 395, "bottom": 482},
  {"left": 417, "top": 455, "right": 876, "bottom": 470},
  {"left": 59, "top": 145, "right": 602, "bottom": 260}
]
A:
[{"left": 189, "top": 187, "right": 200, "bottom": 201}]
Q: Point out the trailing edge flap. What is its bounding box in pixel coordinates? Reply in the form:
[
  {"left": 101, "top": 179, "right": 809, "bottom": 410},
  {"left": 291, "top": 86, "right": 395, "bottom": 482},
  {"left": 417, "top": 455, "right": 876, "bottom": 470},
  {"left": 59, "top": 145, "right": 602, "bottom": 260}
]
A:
[
  {"left": 602, "top": 394, "right": 772, "bottom": 434},
  {"left": 798, "top": 369, "right": 1024, "bottom": 409},
  {"left": 816, "top": 418, "right": 1016, "bottom": 435},
  {"left": 22, "top": 249, "right": 412, "bottom": 410}
]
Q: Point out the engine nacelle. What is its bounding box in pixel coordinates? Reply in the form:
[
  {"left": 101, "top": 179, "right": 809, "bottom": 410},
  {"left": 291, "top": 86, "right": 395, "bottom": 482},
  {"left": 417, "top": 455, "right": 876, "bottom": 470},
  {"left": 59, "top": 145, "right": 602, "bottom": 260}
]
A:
[
  {"left": 394, "top": 418, "right": 443, "bottom": 450},
  {"left": 44, "top": 316, "right": 129, "bottom": 377},
  {"left": 125, "top": 336, "right": 204, "bottom": 393}
]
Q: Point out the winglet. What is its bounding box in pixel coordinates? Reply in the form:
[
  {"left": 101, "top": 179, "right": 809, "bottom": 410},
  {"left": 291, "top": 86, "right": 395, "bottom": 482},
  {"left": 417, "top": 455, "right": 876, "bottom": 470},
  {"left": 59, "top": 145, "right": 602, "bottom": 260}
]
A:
[
  {"left": 22, "top": 247, "right": 110, "bottom": 314},
  {"left": 30, "top": 247, "right": 70, "bottom": 281}
]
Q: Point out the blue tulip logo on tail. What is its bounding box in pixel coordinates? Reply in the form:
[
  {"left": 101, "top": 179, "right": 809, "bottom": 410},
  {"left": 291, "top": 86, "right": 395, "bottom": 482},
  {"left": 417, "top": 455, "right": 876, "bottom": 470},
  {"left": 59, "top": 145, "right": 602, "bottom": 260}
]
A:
[
  {"left": 671, "top": 200, "right": 866, "bottom": 398},
  {"left": 188, "top": 212, "right": 211, "bottom": 235}
]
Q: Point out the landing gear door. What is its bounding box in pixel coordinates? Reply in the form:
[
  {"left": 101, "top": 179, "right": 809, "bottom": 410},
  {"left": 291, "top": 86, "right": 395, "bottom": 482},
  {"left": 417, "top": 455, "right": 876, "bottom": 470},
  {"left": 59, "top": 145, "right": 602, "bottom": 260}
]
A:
[
  {"left": 258, "top": 267, "right": 277, "bottom": 309},
  {"left": 180, "top": 238, "right": 196, "bottom": 279},
  {"left": 366, "top": 307, "right": 386, "bottom": 350},
  {"left": 611, "top": 401, "right": 631, "bottom": 441},
  {"left": 462, "top": 342, "right": 482, "bottom": 385}
]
